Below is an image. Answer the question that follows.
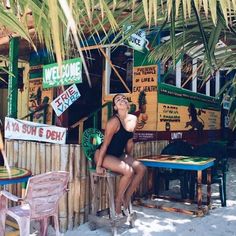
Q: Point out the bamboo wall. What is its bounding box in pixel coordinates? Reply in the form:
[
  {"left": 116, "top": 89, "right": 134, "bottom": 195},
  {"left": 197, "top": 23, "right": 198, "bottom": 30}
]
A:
[{"left": 5, "top": 139, "right": 168, "bottom": 232}]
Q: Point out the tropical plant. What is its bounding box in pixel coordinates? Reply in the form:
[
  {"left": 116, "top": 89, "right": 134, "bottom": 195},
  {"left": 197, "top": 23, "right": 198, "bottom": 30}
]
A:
[{"left": 0, "top": 0, "right": 236, "bottom": 127}]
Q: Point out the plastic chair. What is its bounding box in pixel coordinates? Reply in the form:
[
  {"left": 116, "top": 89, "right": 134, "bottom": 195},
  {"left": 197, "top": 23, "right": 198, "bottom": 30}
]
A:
[
  {"left": 82, "top": 128, "right": 135, "bottom": 236},
  {"left": 0, "top": 171, "right": 69, "bottom": 236},
  {"left": 189, "top": 142, "right": 228, "bottom": 207},
  {"left": 0, "top": 194, "right": 7, "bottom": 236},
  {"left": 155, "top": 140, "right": 194, "bottom": 199}
]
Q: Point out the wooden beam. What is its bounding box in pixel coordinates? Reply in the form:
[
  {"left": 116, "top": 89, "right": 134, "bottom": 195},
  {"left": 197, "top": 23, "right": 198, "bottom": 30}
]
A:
[{"left": 99, "top": 47, "right": 131, "bottom": 94}]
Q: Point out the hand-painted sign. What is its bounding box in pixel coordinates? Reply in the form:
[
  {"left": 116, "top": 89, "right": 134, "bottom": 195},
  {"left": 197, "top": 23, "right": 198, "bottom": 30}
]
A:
[
  {"left": 28, "top": 78, "right": 53, "bottom": 124},
  {"left": 157, "top": 83, "right": 221, "bottom": 132},
  {"left": 51, "top": 84, "right": 81, "bottom": 117},
  {"left": 43, "top": 58, "right": 82, "bottom": 88},
  {"left": 124, "top": 25, "right": 149, "bottom": 53},
  {"left": 130, "top": 65, "right": 158, "bottom": 131},
  {"left": 5, "top": 117, "right": 67, "bottom": 144}
]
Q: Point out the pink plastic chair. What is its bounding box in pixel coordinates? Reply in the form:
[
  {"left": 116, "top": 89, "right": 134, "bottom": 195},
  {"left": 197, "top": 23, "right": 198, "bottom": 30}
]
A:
[{"left": 0, "top": 171, "right": 69, "bottom": 236}]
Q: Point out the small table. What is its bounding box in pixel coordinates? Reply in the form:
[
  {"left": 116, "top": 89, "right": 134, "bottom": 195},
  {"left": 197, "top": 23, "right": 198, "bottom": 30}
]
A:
[
  {"left": 0, "top": 166, "right": 32, "bottom": 186},
  {"left": 138, "top": 155, "right": 215, "bottom": 216}
]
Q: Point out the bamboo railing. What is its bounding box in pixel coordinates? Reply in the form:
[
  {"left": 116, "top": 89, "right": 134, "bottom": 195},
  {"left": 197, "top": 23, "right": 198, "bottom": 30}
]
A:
[{"left": 5, "top": 139, "right": 168, "bottom": 232}]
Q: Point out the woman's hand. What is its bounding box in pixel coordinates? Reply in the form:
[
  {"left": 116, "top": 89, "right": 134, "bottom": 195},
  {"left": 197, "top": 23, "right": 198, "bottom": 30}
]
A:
[{"left": 96, "top": 166, "right": 106, "bottom": 175}]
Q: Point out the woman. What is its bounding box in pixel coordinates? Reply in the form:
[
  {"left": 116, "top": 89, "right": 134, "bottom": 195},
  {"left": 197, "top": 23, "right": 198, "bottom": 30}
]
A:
[{"left": 94, "top": 94, "right": 146, "bottom": 216}]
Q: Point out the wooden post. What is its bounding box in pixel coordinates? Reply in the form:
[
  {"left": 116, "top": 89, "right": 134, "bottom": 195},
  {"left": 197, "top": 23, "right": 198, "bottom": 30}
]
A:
[
  {"left": 197, "top": 170, "right": 202, "bottom": 210},
  {"left": 207, "top": 168, "right": 212, "bottom": 206},
  {"left": 7, "top": 37, "right": 19, "bottom": 118},
  {"left": 59, "top": 145, "right": 69, "bottom": 232}
]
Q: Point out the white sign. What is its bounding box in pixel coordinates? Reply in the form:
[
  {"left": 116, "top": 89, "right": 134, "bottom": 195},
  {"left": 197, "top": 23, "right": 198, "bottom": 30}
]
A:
[
  {"left": 124, "top": 25, "right": 149, "bottom": 52},
  {"left": 51, "top": 84, "right": 81, "bottom": 117},
  {"left": 5, "top": 117, "right": 67, "bottom": 144}
]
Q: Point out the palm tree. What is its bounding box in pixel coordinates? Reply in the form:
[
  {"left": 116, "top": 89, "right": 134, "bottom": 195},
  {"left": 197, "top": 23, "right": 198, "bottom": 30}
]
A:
[{"left": 0, "top": 0, "right": 236, "bottom": 127}]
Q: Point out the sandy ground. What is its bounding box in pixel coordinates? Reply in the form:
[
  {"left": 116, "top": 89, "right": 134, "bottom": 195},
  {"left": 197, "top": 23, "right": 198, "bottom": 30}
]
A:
[
  {"left": 63, "top": 157, "right": 236, "bottom": 236},
  {"left": 6, "top": 158, "right": 236, "bottom": 236}
]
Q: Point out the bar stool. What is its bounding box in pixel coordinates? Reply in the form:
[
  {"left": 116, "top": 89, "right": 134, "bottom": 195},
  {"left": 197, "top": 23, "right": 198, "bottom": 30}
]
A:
[{"left": 82, "top": 128, "right": 136, "bottom": 236}]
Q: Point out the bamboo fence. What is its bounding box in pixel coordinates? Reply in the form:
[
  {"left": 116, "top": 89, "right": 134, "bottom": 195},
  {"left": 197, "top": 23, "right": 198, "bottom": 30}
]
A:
[{"left": 5, "top": 139, "right": 168, "bottom": 232}]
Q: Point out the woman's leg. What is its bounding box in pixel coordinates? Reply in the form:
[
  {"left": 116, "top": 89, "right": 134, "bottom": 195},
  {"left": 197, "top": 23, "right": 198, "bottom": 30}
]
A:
[
  {"left": 94, "top": 150, "right": 134, "bottom": 214},
  {"left": 122, "top": 155, "right": 147, "bottom": 208}
]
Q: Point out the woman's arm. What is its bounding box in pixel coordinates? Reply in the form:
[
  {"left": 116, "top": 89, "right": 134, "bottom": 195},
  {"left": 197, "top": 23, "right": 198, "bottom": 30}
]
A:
[
  {"left": 125, "top": 138, "right": 134, "bottom": 156},
  {"left": 124, "top": 114, "right": 137, "bottom": 156}
]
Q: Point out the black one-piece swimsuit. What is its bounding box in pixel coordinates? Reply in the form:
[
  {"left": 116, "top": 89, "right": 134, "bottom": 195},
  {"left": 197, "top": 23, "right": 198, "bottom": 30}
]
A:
[{"left": 100, "top": 115, "right": 134, "bottom": 157}]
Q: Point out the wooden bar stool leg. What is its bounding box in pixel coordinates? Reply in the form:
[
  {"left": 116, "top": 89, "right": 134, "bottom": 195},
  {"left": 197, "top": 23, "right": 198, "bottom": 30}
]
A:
[
  {"left": 106, "top": 176, "right": 116, "bottom": 219},
  {"left": 90, "top": 173, "right": 99, "bottom": 215}
]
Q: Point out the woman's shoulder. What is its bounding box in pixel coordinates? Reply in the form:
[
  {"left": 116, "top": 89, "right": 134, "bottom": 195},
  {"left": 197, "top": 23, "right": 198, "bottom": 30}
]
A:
[{"left": 107, "top": 115, "right": 120, "bottom": 126}]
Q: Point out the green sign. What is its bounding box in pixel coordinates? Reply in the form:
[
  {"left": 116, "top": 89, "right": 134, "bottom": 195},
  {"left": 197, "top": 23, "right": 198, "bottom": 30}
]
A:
[{"left": 43, "top": 58, "right": 82, "bottom": 88}]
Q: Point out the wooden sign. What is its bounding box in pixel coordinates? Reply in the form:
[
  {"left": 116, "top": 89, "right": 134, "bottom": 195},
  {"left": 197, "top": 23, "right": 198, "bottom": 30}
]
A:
[
  {"left": 43, "top": 58, "right": 82, "bottom": 88},
  {"left": 51, "top": 84, "right": 81, "bottom": 117}
]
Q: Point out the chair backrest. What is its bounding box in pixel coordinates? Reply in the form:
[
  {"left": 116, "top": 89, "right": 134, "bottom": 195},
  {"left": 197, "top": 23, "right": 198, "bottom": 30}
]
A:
[
  {"left": 82, "top": 128, "right": 104, "bottom": 163},
  {"left": 24, "top": 171, "right": 69, "bottom": 219},
  {"left": 161, "top": 140, "right": 194, "bottom": 156},
  {"left": 193, "top": 142, "right": 228, "bottom": 174}
]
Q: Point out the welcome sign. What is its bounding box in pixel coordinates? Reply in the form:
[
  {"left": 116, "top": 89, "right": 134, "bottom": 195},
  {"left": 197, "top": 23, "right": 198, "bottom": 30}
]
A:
[
  {"left": 43, "top": 58, "right": 82, "bottom": 88},
  {"left": 51, "top": 84, "right": 81, "bottom": 116}
]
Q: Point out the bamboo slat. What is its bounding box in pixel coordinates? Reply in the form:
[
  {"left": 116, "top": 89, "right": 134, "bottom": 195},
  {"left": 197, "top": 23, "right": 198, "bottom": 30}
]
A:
[
  {"left": 51, "top": 144, "right": 60, "bottom": 171},
  {"left": 80, "top": 149, "right": 87, "bottom": 223},
  {"left": 35, "top": 143, "right": 40, "bottom": 175},
  {"left": 45, "top": 143, "right": 51, "bottom": 172},
  {"left": 26, "top": 141, "right": 31, "bottom": 171},
  {"left": 67, "top": 145, "right": 75, "bottom": 230},
  {"left": 13, "top": 141, "right": 19, "bottom": 166},
  {"left": 21, "top": 141, "right": 27, "bottom": 168},
  {"left": 73, "top": 145, "right": 81, "bottom": 226},
  {"left": 59, "top": 144, "right": 69, "bottom": 232},
  {"left": 18, "top": 141, "right": 23, "bottom": 168},
  {"left": 39, "top": 143, "right": 46, "bottom": 173},
  {"left": 30, "top": 142, "right": 36, "bottom": 175}
]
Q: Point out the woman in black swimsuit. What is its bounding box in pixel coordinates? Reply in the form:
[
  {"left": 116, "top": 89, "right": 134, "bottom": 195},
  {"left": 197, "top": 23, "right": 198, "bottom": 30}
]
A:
[{"left": 94, "top": 94, "right": 146, "bottom": 215}]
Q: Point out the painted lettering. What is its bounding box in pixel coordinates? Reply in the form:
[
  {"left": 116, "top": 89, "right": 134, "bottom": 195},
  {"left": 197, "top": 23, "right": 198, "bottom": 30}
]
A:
[
  {"left": 39, "top": 127, "right": 44, "bottom": 137},
  {"left": 68, "top": 86, "right": 75, "bottom": 96},
  {"left": 12, "top": 122, "right": 19, "bottom": 132}
]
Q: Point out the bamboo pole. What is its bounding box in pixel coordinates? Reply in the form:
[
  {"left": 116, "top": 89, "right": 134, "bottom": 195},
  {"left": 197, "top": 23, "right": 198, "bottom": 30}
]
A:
[
  {"left": 18, "top": 141, "right": 23, "bottom": 168},
  {"left": 99, "top": 47, "right": 131, "bottom": 94},
  {"left": 74, "top": 145, "right": 81, "bottom": 226},
  {"left": 67, "top": 145, "right": 75, "bottom": 230},
  {"left": 30, "top": 142, "right": 36, "bottom": 175},
  {"left": 35, "top": 143, "right": 40, "bottom": 175},
  {"left": 79, "top": 149, "right": 86, "bottom": 224},
  {"left": 45, "top": 143, "right": 51, "bottom": 172},
  {"left": 84, "top": 174, "right": 90, "bottom": 222},
  {"left": 59, "top": 144, "right": 69, "bottom": 232},
  {"left": 13, "top": 140, "right": 19, "bottom": 166},
  {"left": 39, "top": 143, "right": 46, "bottom": 173},
  {"left": 54, "top": 144, "right": 61, "bottom": 171},
  {"left": 26, "top": 141, "right": 31, "bottom": 171},
  {"left": 21, "top": 141, "right": 27, "bottom": 168}
]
